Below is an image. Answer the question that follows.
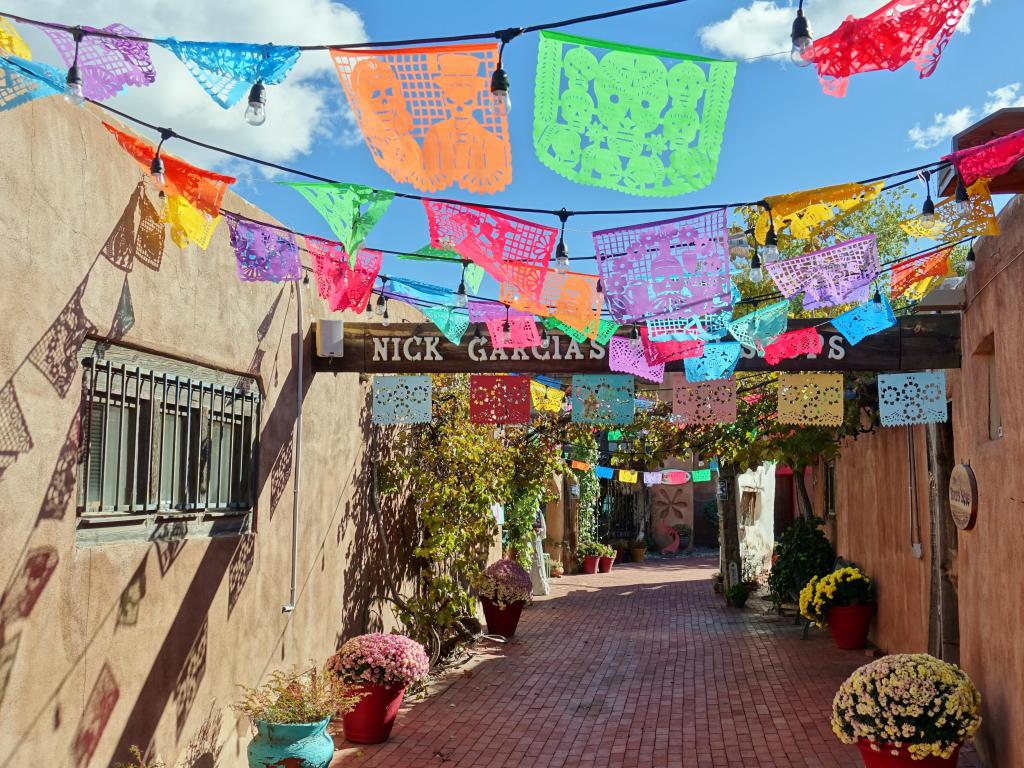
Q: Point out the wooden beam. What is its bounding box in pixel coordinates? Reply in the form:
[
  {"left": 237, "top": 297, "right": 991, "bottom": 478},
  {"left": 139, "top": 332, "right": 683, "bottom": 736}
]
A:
[{"left": 311, "top": 315, "right": 961, "bottom": 375}]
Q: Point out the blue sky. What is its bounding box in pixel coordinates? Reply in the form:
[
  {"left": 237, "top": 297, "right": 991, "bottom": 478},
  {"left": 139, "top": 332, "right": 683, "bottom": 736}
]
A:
[{"left": 9, "top": 0, "right": 1023, "bottom": 301}]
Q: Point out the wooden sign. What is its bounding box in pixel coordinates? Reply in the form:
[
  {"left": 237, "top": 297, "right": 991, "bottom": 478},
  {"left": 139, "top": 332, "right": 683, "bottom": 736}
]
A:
[
  {"left": 312, "top": 315, "right": 960, "bottom": 375},
  {"left": 949, "top": 463, "right": 978, "bottom": 530}
]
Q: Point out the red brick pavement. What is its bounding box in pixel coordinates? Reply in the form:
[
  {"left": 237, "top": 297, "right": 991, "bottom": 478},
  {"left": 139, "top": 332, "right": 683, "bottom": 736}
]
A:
[{"left": 331, "top": 559, "right": 981, "bottom": 768}]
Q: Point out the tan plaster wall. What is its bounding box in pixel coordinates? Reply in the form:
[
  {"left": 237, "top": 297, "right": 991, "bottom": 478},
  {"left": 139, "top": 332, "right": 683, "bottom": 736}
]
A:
[{"left": 0, "top": 100, "right": 431, "bottom": 767}]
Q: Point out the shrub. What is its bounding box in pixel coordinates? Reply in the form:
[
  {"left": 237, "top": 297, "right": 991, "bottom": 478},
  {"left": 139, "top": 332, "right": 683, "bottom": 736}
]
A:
[
  {"left": 799, "top": 566, "right": 875, "bottom": 627},
  {"left": 328, "top": 633, "right": 430, "bottom": 688},
  {"left": 832, "top": 654, "right": 982, "bottom": 759},
  {"left": 596, "top": 543, "right": 615, "bottom": 558},
  {"left": 725, "top": 583, "right": 750, "bottom": 607},
  {"left": 234, "top": 666, "right": 358, "bottom": 725},
  {"left": 473, "top": 558, "right": 533, "bottom": 608},
  {"left": 114, "top": 746, "right": 164, "bottom": 768},
  {"left": 577, "top": 541, "right": 604, "bottom": 557},
  {"left": 768, "top": 517, "right": 836, "bottom": 608}
]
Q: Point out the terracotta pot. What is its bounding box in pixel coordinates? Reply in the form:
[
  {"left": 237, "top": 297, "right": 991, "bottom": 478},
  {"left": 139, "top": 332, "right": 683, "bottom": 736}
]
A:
[
  {"left": 828, "top": 603, "right": 875, "bottom": 650},
  {"left": 630, "top": 547, "right": 647, "bottom": 563},
  {"left": 598, "top": 556, "right": 614, "bottom": 573},
  {"left": 341, "top": 683, "right": 406, "bottom": 744},
  {"left": 480, "top": 596, "right": 525, "bottom": 637},
  {"left": 857, "top": 739, "right": 961, "bottom": 767},
  {"left": 581, "top": 554, "right": 600, "bottom": 574}
]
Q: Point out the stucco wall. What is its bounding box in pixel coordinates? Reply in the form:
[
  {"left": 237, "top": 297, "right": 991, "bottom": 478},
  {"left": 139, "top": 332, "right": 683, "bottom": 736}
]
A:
[
  {"left": 0, "top": 100, "right": 430, "bottom": 767},
  {"left": 737, "top": 464, "right": 776, "bottom": 581}
]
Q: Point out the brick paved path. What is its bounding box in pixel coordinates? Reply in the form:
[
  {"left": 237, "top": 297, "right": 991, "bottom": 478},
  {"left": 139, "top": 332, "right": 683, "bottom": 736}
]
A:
[{"left": 332, "top": 559, "right": 981, "bottom": 768}]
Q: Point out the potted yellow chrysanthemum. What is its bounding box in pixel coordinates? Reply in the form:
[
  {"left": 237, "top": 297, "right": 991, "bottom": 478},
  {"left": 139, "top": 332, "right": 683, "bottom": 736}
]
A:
[
  {"left": 800, "top": 565, "right": 875, "bottom": 649},
  {"left": 832, "top": 653, "right": 981, "bottom": 767}
]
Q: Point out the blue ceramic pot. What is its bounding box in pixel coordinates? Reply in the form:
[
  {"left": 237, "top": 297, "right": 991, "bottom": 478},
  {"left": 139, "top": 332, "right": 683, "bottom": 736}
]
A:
[{"left": 247, "top": 718, "right": 334, "bottom": 768}]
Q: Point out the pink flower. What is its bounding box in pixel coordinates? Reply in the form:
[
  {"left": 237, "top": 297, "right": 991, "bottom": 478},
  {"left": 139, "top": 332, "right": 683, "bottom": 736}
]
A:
[{"left": 329, "top": 634, "right": 430, "bottom": 687}]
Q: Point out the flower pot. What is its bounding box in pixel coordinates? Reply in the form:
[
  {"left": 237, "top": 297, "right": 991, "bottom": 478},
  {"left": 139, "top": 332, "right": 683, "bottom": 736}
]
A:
[
  {"left": 341, "top": 683, "right": 407, "bottom": 744},
  {"left": 248, "top": 718, "right": 334, "bottom": 768},
  {"left": 581, "top": 554, "right": 600, "bottom": 574},
  {"left": 630, "top": 547, "right": 647, "bottom": 563},
  {"left": 857, "top": 739, "right": 962, "bottom": 767},
  {"left": 480, "top": 596, "right": 525, "bottom": 638},
  {"left": 828, "top": 603, "right": 875, "bottom": 650},
  {"left": 598, "top": 556, "right": 614, "bottom": 573},
  {"left": 614, "top": 548, "right": 625, "bottom": 563}
]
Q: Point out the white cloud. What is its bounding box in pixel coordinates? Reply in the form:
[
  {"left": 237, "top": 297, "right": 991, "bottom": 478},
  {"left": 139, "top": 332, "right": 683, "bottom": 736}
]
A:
[
  {"left": 908, "top": 107, "right": 975, "bottom": 149},
  {"left": 699, "top": 0, "right": 987, "bottom": 62},
  {"left": 5, "top": 0, "right": 367, "bottom": 174},
  {"left": 907, "top": 80, "right": 1024, "bottom": 150}
]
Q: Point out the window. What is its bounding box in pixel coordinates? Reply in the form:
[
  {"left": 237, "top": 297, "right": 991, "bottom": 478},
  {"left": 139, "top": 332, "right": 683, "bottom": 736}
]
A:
[
  {"left": 76, "top": 343, "right": 260, "bottom": 541},
  {"left": 974, "top": 334, "right": 1001, "bottom": 441},
  {"left": 823, "top": 459, "right": 837, "bottom": 517},
  {"left": 739, "top": 490, "right": 759, "bottom": 526}
]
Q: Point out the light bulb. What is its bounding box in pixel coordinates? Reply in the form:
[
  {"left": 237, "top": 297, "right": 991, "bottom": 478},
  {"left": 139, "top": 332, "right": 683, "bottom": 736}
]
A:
[
  {"left": 761, "top": 244, "right": 779, "bottom": 262},
  {"left": 953, "top": 179, "right": 971, "bottom": 216},
  {"left": 502, "top": 320, "right": 512, "bottom": 346},
  {"left": 555, "top": 239, "right": 569, "bottom": 273},
  {"left": 490, "top": 67, "right": 511, "bottom": 116},
  {"left": 919, "top": 196, "right": 936, "bottom": 224},
  {"left": 149, "top": 155, "right": 165, "bottom": 191},
  {"left": 966, "top": 246, "right": 976, "bottom": 272},
  {"left": 750, "top": 266, "right": 763, "bottom": 283},
  {"left": 245, "top": 82, "right": 267, "bottom": 126},
  {"left": 64, "top": 65, "right": 84, "bottom": 106},
  {"left": 455, "top": 286, "right": 468, "bottom": 309},
  {"left": 381, "top": 305, "right": 391, "bottom": 327},
  {"left": 790, "top": 8, "right": 813, "bottom": 67}
]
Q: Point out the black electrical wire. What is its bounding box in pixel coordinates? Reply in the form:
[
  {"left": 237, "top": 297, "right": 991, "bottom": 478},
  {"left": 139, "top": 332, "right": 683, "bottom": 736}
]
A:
[{"left": 0, "top": 1, "right": 694, "bottom": 51}]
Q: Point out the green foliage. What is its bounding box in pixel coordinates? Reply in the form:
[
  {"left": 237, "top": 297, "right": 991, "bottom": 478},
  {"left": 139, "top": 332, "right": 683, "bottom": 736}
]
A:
[
  {"left": 767, "top": 517, "right": 837, "bottom": 608},
  {"left": 577, "top": 541, "right": 604, "bottom": 557},
  {"left": 113, "top": 746, "right": 165, "bottom": 768},
  {"left": 725, "top": 582, "right": 750, "bottom": 607},
  {"left": 233, "top": 667, "right": 358, "bottom": 725},
  {"left": 569, "top": 431, "right": 600, "bottom": 544}
]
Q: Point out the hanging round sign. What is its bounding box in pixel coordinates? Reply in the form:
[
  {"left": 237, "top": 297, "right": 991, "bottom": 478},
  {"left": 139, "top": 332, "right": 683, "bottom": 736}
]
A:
[{"left": 948, "top": 463, "right": 978, "bottom": 530}]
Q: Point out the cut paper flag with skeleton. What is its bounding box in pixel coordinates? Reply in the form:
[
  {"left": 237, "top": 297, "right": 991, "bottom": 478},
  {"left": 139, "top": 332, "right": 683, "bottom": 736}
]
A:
[
  {"left": 225, "top": 214, "right": 302, "bottom": 283},
  {"left": 468, "top": 301, "right": 540, "bottom": 349},
  {"left": 282, "top": 183, "right": 393, "bottom": 266},
  {"left": 159, "top": 39, "right": 300, "bottom": 108},
  {"left": 832, "top": 295, "right": 896, "bottom": 345},
  {"left": 424, "top": 201, "right": 556, "bottom": 299},
  {"left": 500, "top": 267, "right": 601, "bottom": 339},
  {"left": 0, "top": 54, "right": 66, "bottom": 112},
  {"left": 372, "top": 375, "right": 432, "bottom": 425},
  {"left": 878, "top": 371, "right": 947, "bottom": 427},
  {"left": 102, "top": 123, "right": 235, "bottom": 217},
  {"left": 750, "top": 182, "right": 884, "bottom": 245},
  {"left": 609, "top": 337, "right": 665, "bottom": 383},
  {"left": 761, "top": 327, "right": 824, "bottom": 366},
  {"left": 469, "top": 375, "right": 531, "bottom": 425},
  {"left": 777, "top": 372, "right": 844, "bottom": 427},
  {"left": 544, "top": 316, "right": 620, "bottom": 345},
  {"left": 801, "top": 0, "right": 972, "bottom": 97},
  {"left": 533, "top": 30, "right": 736, "bottom": 197},
  {"left": 671, "top": 375, "right": 736, "bottom": 425},
  {"left": 684, "top": 342, "right": 741, "bottom": 382},
  {"left": 571, "top": 374, "right": 635, "bottom": 425},
  {"left": 727, "top": 300, "right": 789, "bottom": 351},
  {"left": 943, "top": 128, "right": 1024, "bottom": 187},
  {"left": 889, "top": 246, "right": 953, "bottom": 299},
  {"left": 331, "top": 43, "right": 511, "bottom": 194},
  {"left": 766, "top": 235, "right": 880, "bottom": 310},
  {"left": 41, "top": 23, "right": 156, "bottom": 101},
  {"left": 593, "top": 209, "right": 731, "bottom": 334},
  {"left": 530, "top": 379, "right": 566, "bottom": 413},
  {"left": 899, "top": 179, "right": 1000, "bottom": 241},
  {"left": 307, "top": 236, "right": 382, "bottom": 314}
]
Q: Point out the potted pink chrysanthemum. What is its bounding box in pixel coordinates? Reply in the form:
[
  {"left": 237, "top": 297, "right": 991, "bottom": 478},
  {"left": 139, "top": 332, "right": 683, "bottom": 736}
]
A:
[
  {"left": 473, "top": 558, "right": 533, "bottom": 637},
  {"left": 327, "top": 633, "right": 429, "bottom": 745}
]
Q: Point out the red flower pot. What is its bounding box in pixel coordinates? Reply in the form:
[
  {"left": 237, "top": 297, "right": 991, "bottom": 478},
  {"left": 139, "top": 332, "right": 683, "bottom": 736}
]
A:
[
  {"left": 342, "top": 682, "right": 407, "bottom": 744},
  {"left": 828, "top": 603, "right": 875, "bottom": 650},
  {"left": 480, "top": 596, "right": 525, "bottom": 638},
  {"left": 857, "top": 739, "right": 962, "bottom": 767},
  {"left": 614, "top": 549, "right": 625, "bottom": 564},
  {"left": 581, "top": 555, "right": 600, "bottom": 574},
  {"left": 598, "top": 556, "right": 614, "bottom": 573}
]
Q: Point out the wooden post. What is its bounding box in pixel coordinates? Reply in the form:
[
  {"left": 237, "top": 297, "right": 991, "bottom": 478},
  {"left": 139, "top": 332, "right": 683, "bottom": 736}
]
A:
[
  {"left": 564, "top": 474, "right": 579, "bottom": 572},
  {"left": 717, "top": 462, "right": 741, "bottom": 591},
  {"left": 926, "top": 420, "right": 960, "bottom": 663}
]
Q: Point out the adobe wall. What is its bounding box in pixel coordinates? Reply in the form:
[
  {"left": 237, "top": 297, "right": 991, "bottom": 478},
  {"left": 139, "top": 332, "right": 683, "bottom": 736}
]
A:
[{"left": 0, "top": 99, "right": 435, "bottom": 767}]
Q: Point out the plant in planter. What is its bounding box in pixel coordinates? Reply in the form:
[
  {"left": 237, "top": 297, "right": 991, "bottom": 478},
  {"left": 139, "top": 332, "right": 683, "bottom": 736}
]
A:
[
  {"left": 800, "top": 566, "right": 876, "bottom": 649},
  {"left": 235, "top": 666, "right": 358, "bottom": 768},
  {"left": 473, "top": 558, "right": 534, "bottom": 636},
  {"left": 629, "top": 537, "right": 648, "bottom": 563},
  {"left": 328, "top": 633, "right": 429, "bottom": 745},
  {"left": 672, "top": 523, "right": 693, "bottom": 549},
  {"left": 725, "top": 583, "right": 750, "bottom": 608},
  {"left": 609, "top": 538, "right": 629, "bottom": 563},
  {"left": 832, "top": 653, "right": 981, "bottom": 767},
  {"left": 597, "top": 543, "right": 616, "bottom": 573},
  {"left": 768, "top": 516, "right": 836, "bottom": 610},
  {"left": 577, "top": 541, "right": 604, "bottom": 574},
  {"left": 550, "top": 560, "right": 564, "bottom": 578}
]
